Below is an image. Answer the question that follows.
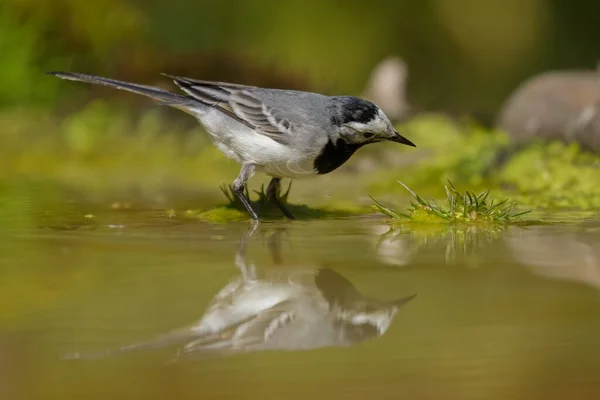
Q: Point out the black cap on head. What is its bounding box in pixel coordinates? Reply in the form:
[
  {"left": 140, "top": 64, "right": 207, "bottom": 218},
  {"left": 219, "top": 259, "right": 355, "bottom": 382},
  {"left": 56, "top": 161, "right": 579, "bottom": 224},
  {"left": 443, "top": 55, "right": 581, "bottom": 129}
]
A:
[{"left": 330, "top": 97, "right": 380, "bottom": 126}]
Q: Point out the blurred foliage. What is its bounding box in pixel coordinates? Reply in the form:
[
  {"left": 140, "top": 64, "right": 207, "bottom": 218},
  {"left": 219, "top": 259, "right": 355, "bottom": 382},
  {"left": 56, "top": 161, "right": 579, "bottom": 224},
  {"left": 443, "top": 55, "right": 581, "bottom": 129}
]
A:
[
  {"left": 1, "top": 0, "right": 144, "bottom": 107},
  {"left": 2, "top": 0, "right": 600, "bottom": 112},
  {"left": 0, "top": 103, "right": 223, "bottom": 194},
  {"left": 0, "top": 5, "right": 59, "bottom": 106}
]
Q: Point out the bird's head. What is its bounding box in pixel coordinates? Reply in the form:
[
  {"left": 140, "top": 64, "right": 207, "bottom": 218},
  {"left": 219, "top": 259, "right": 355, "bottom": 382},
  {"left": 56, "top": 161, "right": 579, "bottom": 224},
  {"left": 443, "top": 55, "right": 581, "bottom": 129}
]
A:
[
  {"left": 334, "top": 294, "right": 417, "bottom": 343},
  {"left": 314, "top": 268, "right": 416, "bottom": 343},
  {"left": 330, "top": 96, "right": 416, "bottom": 147}
]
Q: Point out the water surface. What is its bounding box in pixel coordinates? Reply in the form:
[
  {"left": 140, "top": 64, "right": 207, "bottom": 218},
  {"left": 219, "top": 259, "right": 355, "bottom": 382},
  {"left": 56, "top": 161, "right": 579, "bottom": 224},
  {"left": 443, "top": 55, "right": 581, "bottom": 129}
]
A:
[{"left": 2, "top": 186, "right": 600, "bottom": 400}]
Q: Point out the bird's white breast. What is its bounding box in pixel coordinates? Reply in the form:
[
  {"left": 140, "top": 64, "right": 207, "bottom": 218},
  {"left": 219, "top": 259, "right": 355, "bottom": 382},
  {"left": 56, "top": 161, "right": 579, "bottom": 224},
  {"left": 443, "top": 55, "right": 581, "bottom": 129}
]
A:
[
  {"left": 192, "top": 108, "right": 320, "bottom": 179},
  {"left": 194, "top": 281, "right": 303, "bottom": 334}
]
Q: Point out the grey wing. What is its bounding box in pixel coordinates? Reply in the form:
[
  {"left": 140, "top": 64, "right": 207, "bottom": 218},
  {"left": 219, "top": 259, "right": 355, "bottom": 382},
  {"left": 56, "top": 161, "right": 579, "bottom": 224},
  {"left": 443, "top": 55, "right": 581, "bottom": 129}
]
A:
[
  {"left": 164, "top": 75, "right": 297, "bottom": 144},
  {"left": 229, "top": 90, "right": 297, "bottom": 138},
  {"left": 182, "top": 301, "right": 297, "bottom": 354}
]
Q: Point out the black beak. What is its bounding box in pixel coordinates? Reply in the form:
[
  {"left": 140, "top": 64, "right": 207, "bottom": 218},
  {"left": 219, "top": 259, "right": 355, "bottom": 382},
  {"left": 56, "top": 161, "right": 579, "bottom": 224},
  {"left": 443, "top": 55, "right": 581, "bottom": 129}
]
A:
[
  {"left": 393, "top": 293, "right": 417, "bottom": 307},
  {"left": 389, "top": 130, "right": 416, "bottom": 147}
]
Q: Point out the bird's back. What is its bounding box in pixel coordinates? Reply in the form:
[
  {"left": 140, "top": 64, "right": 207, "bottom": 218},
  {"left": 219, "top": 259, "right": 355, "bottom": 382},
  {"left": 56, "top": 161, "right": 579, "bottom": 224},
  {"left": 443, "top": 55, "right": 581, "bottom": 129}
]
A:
[{"left": 245, "top": 87, "right": 335, "bottom": 129}]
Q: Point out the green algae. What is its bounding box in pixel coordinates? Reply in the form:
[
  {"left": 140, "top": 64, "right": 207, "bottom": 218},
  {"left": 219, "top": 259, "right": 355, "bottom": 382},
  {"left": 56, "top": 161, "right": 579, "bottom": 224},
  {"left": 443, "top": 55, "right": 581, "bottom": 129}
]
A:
[
  {"left": 499, "top": 141, "right": 600, "bottom": 209},
  {"left": 188, "top": 204, "right": 364, "bottom": 223},
  {"left": 185, "top": 184, "right": 367, "bottom": 222}
]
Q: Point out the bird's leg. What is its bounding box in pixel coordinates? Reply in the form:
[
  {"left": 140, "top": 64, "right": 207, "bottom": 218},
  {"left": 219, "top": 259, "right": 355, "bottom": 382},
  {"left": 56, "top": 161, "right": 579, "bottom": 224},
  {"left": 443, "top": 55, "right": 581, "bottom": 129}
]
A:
[
  {"left": 233, "top": 164, "right": 259, "bottom": 221},
  {"left": 235, "top": 224, "right": 258, "bottom": 282},
  {"left": 266, "top": 228, "right": 287, "bottom": 265},
  {"left": 266, "top": 177, "right": 295, "bottom": 220}
]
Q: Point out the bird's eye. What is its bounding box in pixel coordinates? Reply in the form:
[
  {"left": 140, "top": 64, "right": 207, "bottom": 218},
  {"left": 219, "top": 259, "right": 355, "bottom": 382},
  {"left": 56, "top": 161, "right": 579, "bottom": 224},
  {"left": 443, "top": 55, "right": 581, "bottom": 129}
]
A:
[{"left": 363, "top": 132, "right": 375, "bottom": 139}]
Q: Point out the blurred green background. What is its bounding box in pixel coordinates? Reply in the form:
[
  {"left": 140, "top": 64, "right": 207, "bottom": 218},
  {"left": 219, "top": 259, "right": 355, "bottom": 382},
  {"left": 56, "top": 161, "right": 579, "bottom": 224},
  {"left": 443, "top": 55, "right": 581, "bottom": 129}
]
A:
[
  {"left": 3, "top": 0, "right": 600, "bottom": 113},
  {"left": 2, "top": 0, "right": 600, "bottom": 210}
]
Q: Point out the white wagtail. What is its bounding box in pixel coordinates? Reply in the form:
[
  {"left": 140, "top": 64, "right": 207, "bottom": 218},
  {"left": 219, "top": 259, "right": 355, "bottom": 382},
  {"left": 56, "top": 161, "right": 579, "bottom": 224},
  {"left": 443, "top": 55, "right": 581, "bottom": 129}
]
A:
[{"left": 48, "top": 71, "right": 416, "bottom": 220}]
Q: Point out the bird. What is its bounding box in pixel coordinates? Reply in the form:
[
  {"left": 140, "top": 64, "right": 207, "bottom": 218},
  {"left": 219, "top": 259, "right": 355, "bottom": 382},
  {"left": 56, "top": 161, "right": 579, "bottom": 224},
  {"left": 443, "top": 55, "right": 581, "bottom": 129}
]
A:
[
  {"left": 63, "top": 226, "right": 416, "bottom": 360},
  {"left": 48, "top": 71, "right": 416, "bottom": 220}
]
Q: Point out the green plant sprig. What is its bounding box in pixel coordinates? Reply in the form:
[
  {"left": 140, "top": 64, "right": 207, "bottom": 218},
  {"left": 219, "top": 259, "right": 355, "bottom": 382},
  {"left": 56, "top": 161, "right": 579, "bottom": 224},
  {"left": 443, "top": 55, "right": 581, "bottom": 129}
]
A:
[{"left": 371, "top": 180, "right": 531, "bottom": 224}]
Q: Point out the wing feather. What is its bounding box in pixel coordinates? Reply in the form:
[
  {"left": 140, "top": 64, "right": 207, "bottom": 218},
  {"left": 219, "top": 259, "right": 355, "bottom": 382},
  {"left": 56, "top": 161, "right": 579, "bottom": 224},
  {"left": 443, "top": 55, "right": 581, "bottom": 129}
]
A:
[
  {"left": 182, "top": 300, "right": 296, "bottom": 354},
  {"left": 229, "top": 90, "right": 296, "bottom": 139},
  {"left": 164, "top": 74, "right": 296, "bottom": 144}
]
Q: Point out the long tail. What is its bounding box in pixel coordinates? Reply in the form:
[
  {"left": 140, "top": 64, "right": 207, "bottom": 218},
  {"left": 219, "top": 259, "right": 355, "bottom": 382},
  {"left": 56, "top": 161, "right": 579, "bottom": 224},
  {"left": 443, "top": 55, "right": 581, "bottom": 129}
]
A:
[
  {"left": 47, "top": 71, "right": 197, "bottom": 112},
  {"left": 61, "top": 326, "right": 200, "bottom": 361}
]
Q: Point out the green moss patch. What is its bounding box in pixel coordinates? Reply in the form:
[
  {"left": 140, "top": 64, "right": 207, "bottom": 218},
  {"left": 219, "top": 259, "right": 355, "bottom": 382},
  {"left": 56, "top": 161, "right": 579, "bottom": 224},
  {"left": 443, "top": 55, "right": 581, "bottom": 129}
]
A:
[
  {"left": 499, "top": 141, "right": 600, "bottom": 209},
  {"left": 184, "top": 183, "right": 366, "bottom": 222}
]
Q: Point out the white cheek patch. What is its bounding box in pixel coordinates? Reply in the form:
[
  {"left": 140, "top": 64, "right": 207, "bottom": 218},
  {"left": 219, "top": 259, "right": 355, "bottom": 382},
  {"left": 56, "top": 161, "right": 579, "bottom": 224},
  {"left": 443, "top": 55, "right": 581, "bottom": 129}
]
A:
[{"left": 346, "top": 116, "right": 389, "bottom": 134}]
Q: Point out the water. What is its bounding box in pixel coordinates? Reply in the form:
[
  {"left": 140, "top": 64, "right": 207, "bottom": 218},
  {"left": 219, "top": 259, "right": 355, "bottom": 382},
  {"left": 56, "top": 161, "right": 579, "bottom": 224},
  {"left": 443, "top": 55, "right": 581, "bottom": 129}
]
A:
[{"left": 2, "top": 186, "right": 600, "bottom": 400}]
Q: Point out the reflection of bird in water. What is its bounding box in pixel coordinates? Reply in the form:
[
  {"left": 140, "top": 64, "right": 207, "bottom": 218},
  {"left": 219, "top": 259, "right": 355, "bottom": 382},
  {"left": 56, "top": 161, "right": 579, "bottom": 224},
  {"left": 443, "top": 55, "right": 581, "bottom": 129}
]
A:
[{"left": 65, "top": 226, "right": 416, "bottom": 361}]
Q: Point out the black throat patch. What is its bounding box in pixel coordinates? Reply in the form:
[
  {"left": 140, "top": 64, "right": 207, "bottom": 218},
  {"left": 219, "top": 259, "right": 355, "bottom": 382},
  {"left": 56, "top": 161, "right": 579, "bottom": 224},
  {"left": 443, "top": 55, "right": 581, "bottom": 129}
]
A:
[{"left": 313, "top": 138, "right": 364, "bottom": 175}]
